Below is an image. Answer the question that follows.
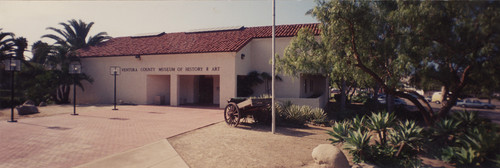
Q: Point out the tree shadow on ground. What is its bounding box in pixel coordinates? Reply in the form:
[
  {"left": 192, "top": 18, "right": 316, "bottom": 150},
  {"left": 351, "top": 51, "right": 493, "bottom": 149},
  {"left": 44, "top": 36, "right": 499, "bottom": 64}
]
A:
[{"left": 234, "top": 121, "right": 327, "bottom": 138}]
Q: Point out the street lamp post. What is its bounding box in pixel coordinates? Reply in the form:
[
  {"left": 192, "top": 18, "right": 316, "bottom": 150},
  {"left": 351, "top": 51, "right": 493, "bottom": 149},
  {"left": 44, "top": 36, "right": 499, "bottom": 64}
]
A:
[
  {"left": 110, "top": 66, "right": 121, "bottom": 110},
  {"left": 69, "top": 62, "right": 82, "bottom": 115},
  {"left": 4, "top": 59, "right": 21, "bottom": 123}
]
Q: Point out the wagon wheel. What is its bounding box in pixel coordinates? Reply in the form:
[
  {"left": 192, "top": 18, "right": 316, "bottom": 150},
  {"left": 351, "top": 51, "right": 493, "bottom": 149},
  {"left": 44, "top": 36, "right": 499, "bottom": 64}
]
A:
[{"left": 224, "top": 103, "right": 241, "bottom": 127}]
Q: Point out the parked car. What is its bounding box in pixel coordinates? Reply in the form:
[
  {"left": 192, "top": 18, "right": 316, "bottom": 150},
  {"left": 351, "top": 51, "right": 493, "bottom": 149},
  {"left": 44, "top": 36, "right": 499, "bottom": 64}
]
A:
[
  {"left": 377, "top": 95, "right": 407, "bottom": 106},
  {"left": 408, "top": 93, "right": 431, "bottom": 102},
  {"left": 431, "top": 92, "right": 443, "bottom": 104},
  {"left": 432, "top": 92, "right": 456, "bottom": 104},
  {"left": 456, "top": 99, "right": 496, "bottom": 109}
]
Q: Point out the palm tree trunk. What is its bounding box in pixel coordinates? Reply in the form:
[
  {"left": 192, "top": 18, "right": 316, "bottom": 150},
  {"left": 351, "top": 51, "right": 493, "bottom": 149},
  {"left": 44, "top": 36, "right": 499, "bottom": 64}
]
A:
[{"left": 56, "top": 84, "right": 71, "bottom": 104}]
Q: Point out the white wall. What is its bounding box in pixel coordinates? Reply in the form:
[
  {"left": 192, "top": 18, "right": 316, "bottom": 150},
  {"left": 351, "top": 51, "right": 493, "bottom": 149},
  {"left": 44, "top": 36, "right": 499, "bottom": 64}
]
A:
[
  {"left": 213, "top": 75, "right": 220, "bottom": 104},
  {"left": 77, "top": 56, "right": 148, "bottom": 105},
  {"left": 78, "top": 52, "right": 236, "bottom": 108},
  {"left": 235, "top": 42, "right": 253, "bottom": 76},
  {"left": 77, "top": 36, "right": 328, "bottom": 108},
  {"left": 245, "top": 37, "right": 302, "bottom": 98},
  {"left": 146, "top": 75, "right": 170, "bottom": 105},
  {"left": 236, "top": 37, "right": 328, "bottom": 108}
]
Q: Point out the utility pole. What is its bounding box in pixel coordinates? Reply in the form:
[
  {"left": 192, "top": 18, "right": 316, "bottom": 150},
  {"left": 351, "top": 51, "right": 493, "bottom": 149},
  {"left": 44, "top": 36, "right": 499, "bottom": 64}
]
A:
[{"left": 271, "top": 0, "right": 276, "bottom": 134}]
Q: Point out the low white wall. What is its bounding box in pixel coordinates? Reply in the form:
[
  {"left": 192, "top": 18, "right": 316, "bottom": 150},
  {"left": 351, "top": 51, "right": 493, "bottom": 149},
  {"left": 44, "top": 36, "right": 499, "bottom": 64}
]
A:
[{"left": 277, "top": 92, "right": 328, "bottom": 108}]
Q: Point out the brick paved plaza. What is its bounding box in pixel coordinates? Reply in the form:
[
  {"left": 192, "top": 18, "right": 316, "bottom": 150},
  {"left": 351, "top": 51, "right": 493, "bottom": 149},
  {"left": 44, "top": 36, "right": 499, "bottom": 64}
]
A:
[{"left": 0, "top": 105, "right": 222, "bottom": 168}]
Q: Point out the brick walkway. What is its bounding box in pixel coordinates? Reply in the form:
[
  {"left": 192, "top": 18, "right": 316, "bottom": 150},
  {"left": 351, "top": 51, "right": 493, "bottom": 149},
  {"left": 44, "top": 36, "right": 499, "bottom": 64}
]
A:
[{"left": 0, "top": 105, "right": 222, "bottom": 168}]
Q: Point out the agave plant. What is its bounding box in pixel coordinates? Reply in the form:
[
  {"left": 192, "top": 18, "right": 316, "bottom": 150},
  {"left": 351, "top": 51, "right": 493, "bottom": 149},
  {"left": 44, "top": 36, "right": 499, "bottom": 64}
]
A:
[
  {"left": 452, "top": 110, "right": 488, "bottom": 129},
  {"left": 351, "top": 115, "right": 367, "bottom": 133},
  {"left": 328, "top": 120, "right": 351, "bottom": 144},
  {"left": 367, "top": 111, "right": 396, "bottom": 146},
  {"left": 454, "top": 147, "right": 481, "bottom": 167},
  {"left": 310, "top": 107, "right": 328, "bottom": 125},
  {"left": 276, "top": 101, "right": 292, "bottom": 120},
  {"left": 343, "top": 128, "right": 372, "bottom": 163},
  {"left": 389, "top": 120, "right": 424, "bottom": 157},
  {"left": 457, "top": 126, "right": 500, "bottom": 164},
  {"left": 432, "top": 118, "right": 462, "bottom": 145}
]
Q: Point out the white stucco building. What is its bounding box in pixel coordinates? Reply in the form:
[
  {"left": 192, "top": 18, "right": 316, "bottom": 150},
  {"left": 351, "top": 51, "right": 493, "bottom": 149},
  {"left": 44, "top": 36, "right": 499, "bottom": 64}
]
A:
[{"left": 76, "top": 23, "right": 328, "bottom": 108}]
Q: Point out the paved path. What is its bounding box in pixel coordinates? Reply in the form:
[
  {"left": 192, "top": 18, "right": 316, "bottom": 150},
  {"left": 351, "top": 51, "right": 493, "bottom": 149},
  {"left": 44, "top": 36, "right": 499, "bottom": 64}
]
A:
[{"left": 0, "top": 105, "right": 222, "bottom": 168}]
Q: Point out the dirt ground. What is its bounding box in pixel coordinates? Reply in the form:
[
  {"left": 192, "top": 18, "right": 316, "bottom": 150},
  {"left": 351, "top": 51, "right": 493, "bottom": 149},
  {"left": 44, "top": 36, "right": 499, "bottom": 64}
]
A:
[
  {"left": 168, "top": 122, "right": 337, "bottom": 168},
  {"left": 168, "top": 121, "right": 455, "bottom": 168}
]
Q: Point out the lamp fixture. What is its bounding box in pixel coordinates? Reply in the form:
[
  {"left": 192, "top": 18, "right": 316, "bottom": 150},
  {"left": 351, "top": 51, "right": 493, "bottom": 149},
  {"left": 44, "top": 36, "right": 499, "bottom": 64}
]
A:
[
  {"left": 241, "top": 54, "right": 245, "bottom": 60},
  {"left": 135, "top": 55, "right": 141, "bottom": 60}
]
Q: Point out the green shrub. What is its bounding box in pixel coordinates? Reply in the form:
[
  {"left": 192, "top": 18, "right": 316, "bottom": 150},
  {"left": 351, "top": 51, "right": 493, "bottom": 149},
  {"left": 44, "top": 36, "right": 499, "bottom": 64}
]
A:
[
  {"left": 309, "top": 107, "right": 328, "bottom": 125},
  {"left": 328, "top": 120, "right": 351, "bottom": 143},
  {"left": 276, "top": 101, "right": 292, "bottom": 117},
  {"left": 369, "top": 147, "right": 422, "bottom": 168},
  {"left": 389, "top": 120, "right": 424, "bottom": 158},
  {"left": 452, "top": 110, "right": 491, "bottom": 130},
  {"left": 286, "top": 105, "right": 310, "bottom": 125},
  {"left": 276, "top": 102, "right": 309, "bottom": 126},
  {"left": 276, "top": 101, "right": 329, "bottom": 126},
  {"left": 351, "top": 115, "right": 367, "bottom": 133},
  {"left": 343, "top": 128, "right": 372, "bottom": 163},
  {"left": 351, "top": 91, "right": 370, "bottom": 103},
  {"left": 431, "top": 118, "right": 462, "bottom": 146},
  {"left": 430, "top": 110, "right": 500, "bottom": 167},
  {"left": 0, "top": 96, "right": 23, "bottom": 108},
  {"left": 329, "top": 111, "right": 423, "bottom": 167},
  {"left": 366, "top": 111, "right": 396, "bottom": 146}
]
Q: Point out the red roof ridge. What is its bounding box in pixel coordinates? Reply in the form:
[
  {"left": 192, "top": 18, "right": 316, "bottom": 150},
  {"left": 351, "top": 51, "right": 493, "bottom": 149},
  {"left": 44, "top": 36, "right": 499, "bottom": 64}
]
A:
[{"left": 77, "top": 23, "right": 320, "bottom": 57}]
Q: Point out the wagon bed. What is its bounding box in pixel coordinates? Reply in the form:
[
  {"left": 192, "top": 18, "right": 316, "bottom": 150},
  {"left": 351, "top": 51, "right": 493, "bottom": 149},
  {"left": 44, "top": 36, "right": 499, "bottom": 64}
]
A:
[{"left": 224, "top": 98, "right": 271, "bottom": 127}]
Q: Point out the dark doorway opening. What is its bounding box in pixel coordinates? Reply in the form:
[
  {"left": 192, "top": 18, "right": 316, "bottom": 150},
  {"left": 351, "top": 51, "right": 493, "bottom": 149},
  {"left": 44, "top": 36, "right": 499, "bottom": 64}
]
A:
[{"left": 198, "top": 75, "right": 213, "bottom": 105}]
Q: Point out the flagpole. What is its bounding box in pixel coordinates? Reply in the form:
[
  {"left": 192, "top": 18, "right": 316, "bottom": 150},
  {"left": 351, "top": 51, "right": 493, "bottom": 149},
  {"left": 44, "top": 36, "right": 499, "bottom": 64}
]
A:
[{"left": 271, "top": 0, "right": 276, "bottom": 134}]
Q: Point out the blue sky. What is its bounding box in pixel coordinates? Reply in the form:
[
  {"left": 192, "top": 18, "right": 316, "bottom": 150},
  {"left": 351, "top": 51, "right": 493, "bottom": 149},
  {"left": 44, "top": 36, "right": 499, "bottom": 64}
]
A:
[{"left": 0, "top": 0, "right": 317, "bottom": 55}]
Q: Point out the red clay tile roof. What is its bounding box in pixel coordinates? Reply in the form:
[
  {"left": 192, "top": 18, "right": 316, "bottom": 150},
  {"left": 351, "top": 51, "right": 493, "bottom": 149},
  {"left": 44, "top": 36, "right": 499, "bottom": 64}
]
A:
[{"left": 77, "top": 23, "right": 320, "bottom": 57}]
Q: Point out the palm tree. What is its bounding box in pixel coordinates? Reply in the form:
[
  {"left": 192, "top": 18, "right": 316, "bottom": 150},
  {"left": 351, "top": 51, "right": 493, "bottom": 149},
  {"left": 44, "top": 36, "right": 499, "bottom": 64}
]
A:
[
  {"left": 42, "top": 19, "right": 109, "bottom": 103},
  {"left": 31, "top": 41, "right": 52, "bottom": 64},
  {"left": 42, "top": 19, "right": 110, "bottom": 51},
  {"left": 12, "top": 37, "right": 27, "bottom": 60},
  {"left": 0, "top": 29, "right": 15, "bottom": 92},
  {"left": 0, "top": 29, "right": 14, "bottom": 60}
]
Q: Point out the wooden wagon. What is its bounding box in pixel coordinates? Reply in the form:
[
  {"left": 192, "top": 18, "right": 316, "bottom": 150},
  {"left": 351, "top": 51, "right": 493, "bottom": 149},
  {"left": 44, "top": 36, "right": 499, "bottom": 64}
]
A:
[{"left": 224, "top": 97, "right": 272, "bottom": 127}]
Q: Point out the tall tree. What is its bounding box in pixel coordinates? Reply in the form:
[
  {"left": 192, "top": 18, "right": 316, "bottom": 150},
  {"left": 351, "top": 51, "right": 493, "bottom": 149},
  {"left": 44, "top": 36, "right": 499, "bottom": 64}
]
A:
[
  {"left": 400, "top": 1, "right": 500, "bottom": 119},
  {"left": 12, "top": 37, "right": 27, "bottom": 61},
  {"left": 42, "top": 19, "right": 109, "bottom": 103},
  {"left": 31, "top": 41, "right": 52, "bottom": 65},
  {"left": 0, "top": 29, "right": 14, "bottom": 61},
  {"left": 276, "top": 27, "right": 372, "bottom": 111},
  {"left": 11, "top": 37, "right": 33, "bottom": 69},
  {"left": 0, "top": 29, "right": 15, "bottom": 94},
  {"left": 306, "top": 1, "right": 499, "bottom": 125},
  {"left": 42, "top": 19, "right": 110, "bottom": 51}
]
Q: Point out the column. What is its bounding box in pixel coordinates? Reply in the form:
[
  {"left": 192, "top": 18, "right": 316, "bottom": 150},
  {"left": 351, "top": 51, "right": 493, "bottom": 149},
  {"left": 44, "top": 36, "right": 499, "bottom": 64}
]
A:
[
  {"left": 219, "top": 74, "right": 237, "bottom": 108},
  {"left": 170, "top": 74, "right": 179, "bottom": 106}
]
